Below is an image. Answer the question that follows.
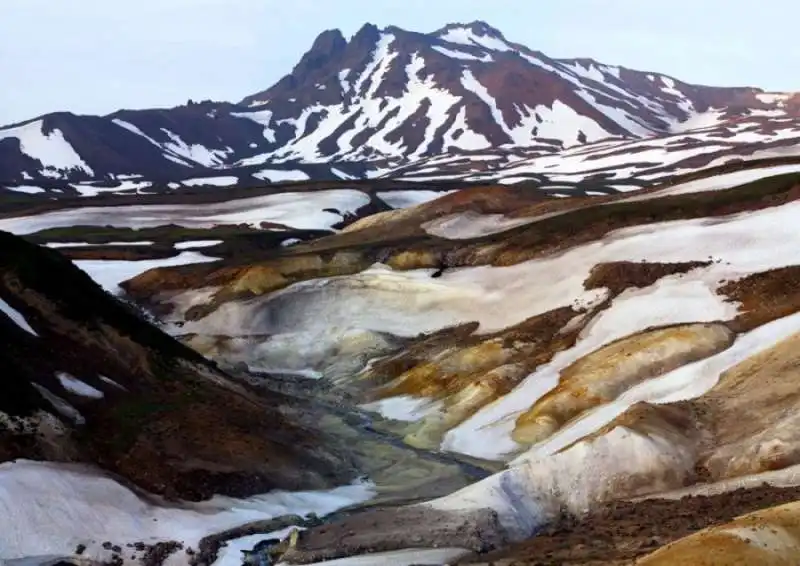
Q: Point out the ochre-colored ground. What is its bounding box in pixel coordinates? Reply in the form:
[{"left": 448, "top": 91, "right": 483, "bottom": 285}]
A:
[{"left": 463, "top": 485, "right": 800, "bottom": 565}]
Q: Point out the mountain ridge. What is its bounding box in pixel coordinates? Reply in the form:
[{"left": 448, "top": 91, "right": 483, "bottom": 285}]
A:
[{"left": 1, "top": 21, "right": 798, "bottom": 187}]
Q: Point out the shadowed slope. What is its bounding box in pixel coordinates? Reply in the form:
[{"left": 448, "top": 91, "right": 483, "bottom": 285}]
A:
[{"left": 0, "top": 230, "right": 356, "bottom": 500}]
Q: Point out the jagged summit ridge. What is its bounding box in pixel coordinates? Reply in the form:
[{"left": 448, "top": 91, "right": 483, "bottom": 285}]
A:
[{"left": 235, "top": 24, "right": 781, "bottom": 161}]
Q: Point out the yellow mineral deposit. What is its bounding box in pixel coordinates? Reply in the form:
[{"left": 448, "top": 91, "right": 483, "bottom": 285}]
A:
[
  {"left": 404, "top": 362, "right": 529, "bottom": 449},
  {"left": 227, "top": 252, "right": 368, "bottom": 297},
  {"left": 341, "top": 207, "right": 416, "bottom": 234},
  {"left": 385, "top": 249, "right": 440, "bottom": 270},
  {"left": 378, "top": 339, "right": 512, "bottom": 399},
  {"left": 512, "top": 323, "right": 735, "bottom": 445},
  {"left": 229, "top": 264, "right": 291, "bottom": 295}
]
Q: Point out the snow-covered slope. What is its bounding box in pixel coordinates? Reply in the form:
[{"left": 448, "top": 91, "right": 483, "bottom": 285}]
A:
[
  {"left": 1, "top": 21, "right": 798, "bottom": 185},
  {"left": 0, "top": 461, "right": 373, "bottom": 565},
  {"left": 385, "top": 112, "right": 800, "bottom": 190}
]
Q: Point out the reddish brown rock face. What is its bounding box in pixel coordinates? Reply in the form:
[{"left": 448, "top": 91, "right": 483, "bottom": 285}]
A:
[{"left": 242, "top": 21, "right": 779, "bottom": 157}]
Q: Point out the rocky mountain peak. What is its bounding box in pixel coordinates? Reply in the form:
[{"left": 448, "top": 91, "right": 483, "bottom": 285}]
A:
[
  {"left": 432, "top": 20, "right": 507, "bottom": 41},
  {"left": 350, "top": 22, "right": 382, "bottom": 45},
  {"left": 307, "top": 28, "right": 348, "bottom": 59}
]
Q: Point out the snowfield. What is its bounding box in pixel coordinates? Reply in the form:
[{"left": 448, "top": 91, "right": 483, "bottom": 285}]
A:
[
  {"left": 633, "top": 162, "right": 800, "bottom": 199},
  {"left": 0, "top": 461, "right": 374, "bottom": 564},
  {"left": 74, "top": 252, "right": 219, "bottom": 294},
  {"left": 0, "top": 189, "right": 372, "bottom": 234}
]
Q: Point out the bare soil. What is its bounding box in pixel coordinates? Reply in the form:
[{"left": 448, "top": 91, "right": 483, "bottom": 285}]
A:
[
  {"left": 462, "top": 484, "right": 800, "bottom": 565},
  {"left": 717, "top": 265, "right": 800, "bottom": 332}
]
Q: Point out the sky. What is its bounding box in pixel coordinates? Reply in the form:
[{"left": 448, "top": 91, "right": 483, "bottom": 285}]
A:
[{"left": 2, "top": 0, "right": 799, "bottom": 125}]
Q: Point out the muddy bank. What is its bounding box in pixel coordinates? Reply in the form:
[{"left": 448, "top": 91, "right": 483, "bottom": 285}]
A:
[
  {"left": 461, "top": 483, "right": 800, "bottom": 565},
  {"left": 279, "top": 506, "right": 507, "bottom": 564}
]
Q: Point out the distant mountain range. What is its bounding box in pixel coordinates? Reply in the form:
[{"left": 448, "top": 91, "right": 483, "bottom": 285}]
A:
[{"left": 1, "top": 20, "right": 799, "bottom": 186}]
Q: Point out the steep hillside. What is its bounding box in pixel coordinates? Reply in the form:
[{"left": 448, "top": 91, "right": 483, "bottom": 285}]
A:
[
  {"left": 1, "top": 21, "right": 798, "bottom": 186},
  {"left": 0, "top": 230, "right": 358, "bottom": 499}
]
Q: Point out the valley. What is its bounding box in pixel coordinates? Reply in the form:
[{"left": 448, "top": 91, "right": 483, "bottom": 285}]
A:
[{"left": 3, "top": 18, "right": 800, "bottom": 566}]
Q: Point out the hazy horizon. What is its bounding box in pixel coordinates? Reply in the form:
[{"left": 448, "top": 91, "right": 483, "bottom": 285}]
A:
[{"left": 2, "top": 0, "right": 799, "bottom": 125}]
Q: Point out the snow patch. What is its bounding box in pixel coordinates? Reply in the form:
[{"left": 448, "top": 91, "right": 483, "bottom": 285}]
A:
[
  {"left": 422, "top": 211, "right": 537, "bottom": 239},
  {"left": 180, "top": 176, "right": 239, "bottom": 187},
  {"left": 5, "top": 185, "right": 46, "bottom": 194},
  {"left": 0, "top": 120, "right": 93, "bottom": 176},
  {"left": 55, "top": 372, "right": 104, "bottom": 399},
  {"left": 46, "top": 241, "right": 154, "bottom": 248},
  {"left": 0, "top": 298, "right": 38, "bottom": 336},
  {"left": 0, "top": 460, "right": 374, "bottom": 562},
  {"left": 253, "top": 169, "right": 311, "bottom": 182},
  {"left": 360, "top": 396, "right": 444, "bottom": 422},
  {"left": 376, "top": 190, "right": 457, "bottom": 209},
  {"left": 431, "top": 45, "right": 492, "bottom": 62},
  {"left": 74, "top": 252, "right": 219, "bottom": 294},
  {"left": 174, "top": 240, "right": 223, "bottom": 250}
]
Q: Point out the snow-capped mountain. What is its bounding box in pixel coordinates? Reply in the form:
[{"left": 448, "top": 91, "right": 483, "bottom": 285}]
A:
[
  {"left": 241, "top": 22, "right": 789, "bottom": 159},
  {"left": 1, "top": 21, "right": 798, "bottom": 183}
]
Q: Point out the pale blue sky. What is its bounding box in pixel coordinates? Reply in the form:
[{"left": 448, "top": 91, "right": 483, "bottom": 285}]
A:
[{"left": 2, "top": 0, "right": 798, "bottom": 125}]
